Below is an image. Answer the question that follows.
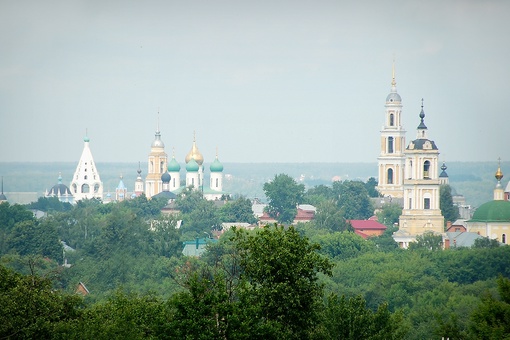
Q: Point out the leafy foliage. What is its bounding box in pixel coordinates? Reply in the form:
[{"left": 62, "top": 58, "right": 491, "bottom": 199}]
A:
[
  {"left": 263, "top": 174, "right": 305, "bottom": 224},
  {"left": 218, "top": 196, "right": 257, "bottom": 224},
  {"left": 334, "top": 180, "right": 374, "bottom": 219},
  {"left": 440, "top": 184, "right": 460, "bottom": 225},
  {"left": 376, "top": 202, "right": 402, "bottom": 227},
  {"left": 234, "top": 225, "right": 333, "bottom": 338},
  {"left": 408, "top": 231, "right": 443, "bottom": 251},
  {"left": 26, "top": 196, "right": 72, "bottom": 212}
]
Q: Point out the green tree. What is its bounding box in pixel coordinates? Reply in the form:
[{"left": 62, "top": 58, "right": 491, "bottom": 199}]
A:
[
  {"left": 371, "top": 224, "right": 399, "bottom": 252},
  {"left": 376, "top": 202, "right": 402, "bottom": 227},
  {"left": 7, "top": 220, "right": 62, "bottom": 261},
  {"left": 304, "top": 184, "right": 335, "bottom": 206},
  {"left": 26, "top": 196, "right": 72, "bottom": 213},
  {"left": 365, "top": 177, "right": 380, "bottom": 198},
  {"left": 0, "top": 264, "right": 82, "bottom": 339},
  {"left": 469, "top": 276, "right": 510, "bottom": 339},
  {"left": 263, "top": 174, "right": 305, "bottom": 224},
  {"left": 321, "top": 294, "right": 406, "bottom": 339},
  {"left": 0, "top": 203, "right": 37, "bottom": 255},
  {"left": 312, "top": 231, "right": 377, "bottom": 260},
  {"left": 334, "top": 180, "right": 374, "bottom": 219},
  {"left": 234, "top": 225, "right": 333, "bottom": 338},
  {"left": 473, "top": 237, "right": 500, "bottom": 248},
  {"left": 408, "top": 231, "right": 443, "bottom": 251},
  {"left": 312, "top": 200, "right": 350, "bottom": 232},
  {"left": 218, "top": 197, "right": 257, "bottom": 224},
  {"left": 440, "top": 184, "right": 460, "bottom": 225}
]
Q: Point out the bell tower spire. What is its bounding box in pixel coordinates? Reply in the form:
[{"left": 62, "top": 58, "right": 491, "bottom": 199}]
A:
[{"left": 377, "top": 61, "right": 406, "bottom": 198}]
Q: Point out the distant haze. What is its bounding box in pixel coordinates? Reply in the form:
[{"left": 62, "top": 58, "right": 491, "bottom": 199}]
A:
[{"left": 1, "top": 1, "right": 509, "bottom": 163}]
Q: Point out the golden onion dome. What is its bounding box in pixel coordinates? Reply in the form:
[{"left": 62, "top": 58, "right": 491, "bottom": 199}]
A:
[
  {"left": 495, "top": 166, "right": 503, "bottom": 182},
  {"left": 185, "top": 134, "right": 204, "bottom": 165}
]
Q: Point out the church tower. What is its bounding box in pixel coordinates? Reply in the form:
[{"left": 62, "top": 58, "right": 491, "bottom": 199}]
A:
[
  {"left": 167, "top": 149, "right": 181, "bottom": 192},
  {"left": 71, "top": 134, "right": 103, "bottom": 201},
  {"left": 377, "top": 63, "right": 406, "bottom": 198},
  {"left": 394, "top": 101, "right": 445, "bottom": 248},
  {"left": 115, "top": 174, "right": 127, "bottom": 202},
  {"left": 209, "top": 150, "right": 224, "bottom": 193},
  {"left": 185, "top": 132, "right": 204, "bottom": 190},
  {"left": 145, "top": 120, "right": 168, "bottom": 198},
  {"left": 134, "top": 163, "right": 144, "bottom": 197}
]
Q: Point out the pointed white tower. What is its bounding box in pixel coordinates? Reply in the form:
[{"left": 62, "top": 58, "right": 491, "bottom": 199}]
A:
[
  {"left": 0, "top": 176, "right": 7, "bottom": 203},
  {"left": 185, "top": 158, "right": 200, "bottom": 189},
  {"left": 71, "top": 134, "right": 103, "bottom": 201},
  {"left": 377, "top": 62, "right": 406, "bottom": 198},
  {"left": 134, "top": 162, "right": 144, "bottom": 197},
  {"left": 145, "top": 117, "right": 168, "bottom": 198},
  {"left": 185, "top": 132, "right": 204, "bottom": 190},
  {"left": 394, "top": 100, "right": 444, "bottom": 248},
  {"left": 167, "top": 149, "right": 181, "bottom": 192},
  {"left": 209, "top": 149, "right": 224, "bottom": 192}
]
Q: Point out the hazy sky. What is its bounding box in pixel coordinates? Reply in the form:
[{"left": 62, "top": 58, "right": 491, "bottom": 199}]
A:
[{"left": 1, "top": 0, "right": 509, "bottom": 164}]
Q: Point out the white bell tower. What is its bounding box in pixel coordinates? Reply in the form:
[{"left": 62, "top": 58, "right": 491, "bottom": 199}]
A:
[{"left": 377, "top": 63, "right": 406, "bottom": 198}]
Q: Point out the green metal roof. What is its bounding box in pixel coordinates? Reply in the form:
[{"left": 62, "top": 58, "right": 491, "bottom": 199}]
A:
[{"left": 469, "top": 200, "right": 510, "bottom": 222}]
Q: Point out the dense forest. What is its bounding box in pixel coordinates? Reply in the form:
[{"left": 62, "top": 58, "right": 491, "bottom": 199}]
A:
[{"left": 1, "top": 176, "right": 509, "bottom": 339}]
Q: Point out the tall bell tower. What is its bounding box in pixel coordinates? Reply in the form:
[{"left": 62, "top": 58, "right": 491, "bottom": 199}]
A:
[
  {"left": 377, "top": 63, "right": 406, "bottom": 198},
  {"left": 394, "top": 101, "right": 445, "bottom": 248},
  {"left": 145, "top": 117, "right": 168, "bottom": 198}
]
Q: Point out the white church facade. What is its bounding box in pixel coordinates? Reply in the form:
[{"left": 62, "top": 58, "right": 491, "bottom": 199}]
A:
[{"left": 376, "top": 65, "right": 446, "bottom": 248}]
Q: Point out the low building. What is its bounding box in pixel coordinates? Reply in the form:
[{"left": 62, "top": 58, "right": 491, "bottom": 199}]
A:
[
  {"left": 182, "top": 238, "right": 217, "bottom": 257},
  {"left": 349, "top": 217, "right": 387, "bottom": 239},
  {"left": 466, "top": 163, "right": 510, "bottom": 245}
]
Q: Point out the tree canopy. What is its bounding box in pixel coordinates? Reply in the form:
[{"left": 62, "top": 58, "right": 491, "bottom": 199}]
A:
[{"left": 263, "top": 174, "right": 305, "bottom": 224}]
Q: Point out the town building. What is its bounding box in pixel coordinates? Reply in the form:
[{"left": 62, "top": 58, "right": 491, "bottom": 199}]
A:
[
  {"left": 70, "top": 134, "right": 103, "bottom": 201},
  {"left": 45, "top": 173, "right": 74, "bottom": 204},
  {"left": 143, "top": 127, "right": 227, "bottom": 200},
  {"left": 393, "top": 101, "right": 445, "bottom": 248},
  {"left": 376, "top": 64, "right": 406, "bottom": 199},
  {"left": 466, "top": 162, "right": 510, "bottom": 244},
  {"left": 349, "top": 217, "right": 387, "bottom": 239}
]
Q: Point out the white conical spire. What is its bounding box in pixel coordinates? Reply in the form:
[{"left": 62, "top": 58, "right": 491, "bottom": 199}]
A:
[{"left": 70, "top": 132, "right": 103, "bottom": 201}]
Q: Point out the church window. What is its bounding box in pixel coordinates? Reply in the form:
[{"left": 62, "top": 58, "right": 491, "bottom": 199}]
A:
[
  {"left": 389, "top": 113, "right": 394, "bottom": 126},
  {"left": 387, "top": 168, "right": 393, "bottom": 184},
  {"left": 72, "top": 183, "right": 77, "bottom": 193},
  {"left": 81, "top": 184, "right": 89, "bottom": 193},
  {"left": 94, "top": 184, "right": 100, "bottom": 193},
  {"left": 192, "top": 178, "right": 194, "bottom": 186},
  {"left": 408, "top": 198, "right": 412, "bottom": 209},
  {"left": 160, "top": 161, "right": 164, "bottom": 173},
  {"left": 503, "top": 234, "right": 507, "bottom": 244},
  {"left": 216, "top": 178, "right": 219, "bottom": 188},
  {"left": 150, "top": 161, "right": 154, "bottom": 173},
  {"left": 423, "top": 161, "right": 430, "bottom": 179},
  {"left": 84, "top": 175, "right": 88, "bottom": 180},
  {"left": 388, "top": 137, "right": 394, "bottom": 153},
  {"left": 408, "top": 160, "right": 413, "bottom": 179},
  {"left": 424, "top": 198, "right": 430, "bottom": 209}
]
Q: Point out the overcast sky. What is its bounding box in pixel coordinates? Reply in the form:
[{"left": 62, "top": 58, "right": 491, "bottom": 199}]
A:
[{"left": 1, "top": 0, "right": 509, "bottom": 165}]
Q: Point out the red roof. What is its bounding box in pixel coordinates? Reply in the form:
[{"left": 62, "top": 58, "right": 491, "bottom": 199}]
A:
[{"left": 348, "top": 219, "right": 387, "bottom": 231}]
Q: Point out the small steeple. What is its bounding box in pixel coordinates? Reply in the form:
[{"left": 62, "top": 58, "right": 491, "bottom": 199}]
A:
[
  {"left": 417, "top": 99, "right": 428, "bottom": 138},
  {"left": 494, "top": 158, "right": 504, "bottom": 200},
  {"left": 391, "top": 58, "right": 396, "bottom": 88},
  {"left": 0, "top": 176, "right": 7, "bottom": 202}
]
